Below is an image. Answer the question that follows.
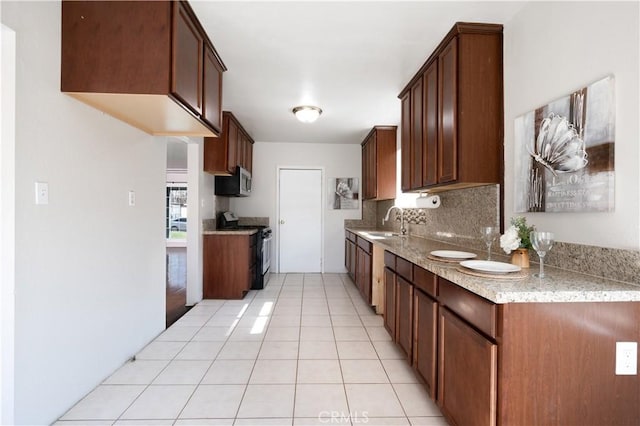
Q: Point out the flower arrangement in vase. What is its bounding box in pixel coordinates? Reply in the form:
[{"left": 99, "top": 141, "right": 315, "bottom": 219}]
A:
[{"left": 500, "top": 217, "right": 535, "bottom": 268}]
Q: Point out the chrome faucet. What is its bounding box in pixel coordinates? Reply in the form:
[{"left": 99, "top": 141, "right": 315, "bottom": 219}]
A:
[{"left": 383, "top": 206, "right": 406, "bottom": 236}]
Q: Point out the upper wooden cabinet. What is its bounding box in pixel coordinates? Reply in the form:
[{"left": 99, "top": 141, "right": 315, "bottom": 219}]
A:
[
  {"left": 399, "top": 22, "right": 503, "bottom": 192},
  {"left": 172, "top": 1, "right": 204, "bottom": 116},
  {"left": 362, "top": 126, "right": 397, "bottom": 201},
  {"left": 204, "top": 111, "right": 255, "bottom": 175},
  {"left": 61, "top": 1, "right": 226, "bottom": 137},
  {"left": 202, "top": 42, "right": 224, "bottom": 132}
]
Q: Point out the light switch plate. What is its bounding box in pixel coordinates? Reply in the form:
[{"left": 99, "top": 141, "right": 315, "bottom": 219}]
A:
[
  {"left": 128, "top": 190, "right": 135, "bottom": 206},
  {"left": 616, "top": 342, "right": 637, "bottom": 375},
  {"left": 35, "top": 182, "right": 49, "bottom": 205}
]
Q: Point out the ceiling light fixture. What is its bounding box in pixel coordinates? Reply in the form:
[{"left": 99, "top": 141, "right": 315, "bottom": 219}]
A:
[{"left": 292, "top": 105, "right": 323, "bottom": 123}]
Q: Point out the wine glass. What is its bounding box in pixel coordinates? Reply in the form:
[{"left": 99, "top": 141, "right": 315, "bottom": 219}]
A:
[
  {"left": 480, "top": 226, "right": 500, "bottom": 261},
  {"left": 530, "top": 231, "right": 555, "bottom": 278}
]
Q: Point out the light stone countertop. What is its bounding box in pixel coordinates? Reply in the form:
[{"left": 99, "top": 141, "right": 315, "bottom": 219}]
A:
[
  {"left": 203, "top": 229, "right": 258, "bottom": 236},
  {"left": 348, "top": 228, "right": 640, "bottom": 304}
]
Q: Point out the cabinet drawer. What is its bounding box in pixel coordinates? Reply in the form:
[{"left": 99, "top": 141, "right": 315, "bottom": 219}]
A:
[
  {"left": 384, "top": 251, "right": 396, "bottom": 269},
  {"left": 357, "top": 236, "right": 373, "bottom": 253},
  {"left": 396, "top": 256, "right": 413, "bottom": 282},
  {"left": 346, "top": 230, "right": 356, "bottom": 242},
  {"left": 438, "top": 277, "right": 497, "bottom": 339},
  {"left": 413, "top": 265, "right": 437, "bottom": 298}
]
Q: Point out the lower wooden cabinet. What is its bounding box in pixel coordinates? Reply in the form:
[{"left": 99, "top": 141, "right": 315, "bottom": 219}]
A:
[
  {"left": 413, "top": 288, "right": 438, "bottom": 399},
  {"left": 383, "top": 267, "right": 396, "bottom": 338},
  {"left": 355, "top": 237, "right": 373, "bottom": 305},
  {"left": 396, "top": 276, "right": 413, "bottom": 362},
  {"left": 345, "top": 232, "right": 357, "bottom": 282},
  {"left": 203, "top": 233, "right": 256, "bottom": 299},
  {"left": 380, "top": 249, "right": 640, "bottom": 425},
  {"left": 438, "top": 307, "right": 497, "bottom": 426}
]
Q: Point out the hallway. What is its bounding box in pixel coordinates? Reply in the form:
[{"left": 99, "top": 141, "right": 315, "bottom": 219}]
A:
[
  {"left": 166, "top": 247, "right": 189, "bottom": 327},
  {"left": 56, "top": 274, "right": 446, "bottom": 425}
]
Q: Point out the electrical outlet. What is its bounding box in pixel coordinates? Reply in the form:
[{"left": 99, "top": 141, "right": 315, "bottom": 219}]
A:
[
  {"left": 35, "top": 182, "right": 49, "bottom": 205},
  {"left": 615, "top": 342, "right": 637, "bottom": 375}
]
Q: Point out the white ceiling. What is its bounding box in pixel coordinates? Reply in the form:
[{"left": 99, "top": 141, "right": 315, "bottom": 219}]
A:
[{"left": 190, "top": 1, "right": 526, "bottom": 145}]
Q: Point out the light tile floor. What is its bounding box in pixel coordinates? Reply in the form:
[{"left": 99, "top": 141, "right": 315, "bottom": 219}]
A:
[{"left": 56, "top": 273, "right": 447, "bottom": 426}]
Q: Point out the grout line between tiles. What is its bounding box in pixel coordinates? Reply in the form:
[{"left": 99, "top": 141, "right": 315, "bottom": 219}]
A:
[{"left": 58, "top": 273, "right": 441, "bottom": 425}]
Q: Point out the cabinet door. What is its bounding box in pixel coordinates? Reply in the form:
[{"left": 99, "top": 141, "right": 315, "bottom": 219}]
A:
[
  {"left": 362, "top": 135, "right": 377, "bottom": 200},
  {"left": 202, "top": 44, "right": 223, "bottom": 132},
  {"left": 438, "top": 307, "right": 497, "bottom": 426},
  {"left": 384, "top": 267, "right": 396, "bottom": 338},
  {"left": 237, "top": 132, "right": 246, "bottom": 170},
  {"left": 361, "top": 141, "right": 370, "bottom": 200},
  {"left": 349, "top": 240, "right": 357, "bottom": 281},
  {"left": 203, "top": 235, "right": 252, "bottom": 299},
  {"left": 410, "top": 78, "right": 423, "bottom": 190},
  {"left": 172, "top": 2, "right": 203, "bottom": 115},
  {"left": 345, "top": 238, "right": 356, "bottom": 281},
  {"left": 362, "top": 250, "right": 372, "bottom": 305},
  {"left": 438, "top": 37, "right": 458, "bottom": 184},
  {"left": 423, "top": 61, "right": 438, "bottom": 187},
  {"left": 356, "top": 247, "right": 372, "bottom": 304},
  {"left": 245, "top": 141, "right": 253, "bottom": 174},
  {"left": 345, "top": 238, "right": 350, "bottom": 272},
  {"left": 396, "top": 276, "right": 413, "bottom": 362},
  {"left": 226, "top": 118, "right": 239, "bottom": 174},
  {"left": 414, "top": 289, "right": 438, "bottom": 399},
  {"left": 400, "top": 92, "right": 412, "bottom": 192},
  {"left": 356, "top": 247, "right": 364, "bottom": 294},
  {"left": 369, "top": 134, "right": 377, "bottom": 199}
]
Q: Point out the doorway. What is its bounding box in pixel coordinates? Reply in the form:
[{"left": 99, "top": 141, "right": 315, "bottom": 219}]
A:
[
  {"left": 166, "top": 139, "right": 189, "bottom": 326},
  {"left": 165, "top": 183, "right": 188, "bottom": 327},
  {"left": 278, "top": 168, "right": 323, "bottom": 273}
]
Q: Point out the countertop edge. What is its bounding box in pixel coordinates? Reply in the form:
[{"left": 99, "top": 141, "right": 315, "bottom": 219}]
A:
[
  {"left": 203, "top": 229, "right": 258, "bottom": 235},
  {"left": 347, "top": 227, "right": 640, "bottom": 304}
]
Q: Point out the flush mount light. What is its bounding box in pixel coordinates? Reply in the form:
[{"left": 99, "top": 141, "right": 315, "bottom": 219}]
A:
[{"left": 292, "top": 105, "right": 323, "bottom": 123}]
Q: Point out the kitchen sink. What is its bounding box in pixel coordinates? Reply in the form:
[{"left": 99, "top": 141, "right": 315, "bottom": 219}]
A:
[{"left": 360, "top": 231, "right": 401, "bottom": 240}]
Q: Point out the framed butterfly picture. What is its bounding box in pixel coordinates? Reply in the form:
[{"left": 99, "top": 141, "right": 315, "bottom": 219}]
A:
[{"left": 514, "top": 75, "right": 615, "bottom": 213}]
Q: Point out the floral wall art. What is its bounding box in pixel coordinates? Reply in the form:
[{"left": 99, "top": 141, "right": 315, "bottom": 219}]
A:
[
  {"left": 514, "top": 75, "right": 615, "bottom": 212},
  {"left": 330, "top": 177, "right": 359, "bottom": 209}
]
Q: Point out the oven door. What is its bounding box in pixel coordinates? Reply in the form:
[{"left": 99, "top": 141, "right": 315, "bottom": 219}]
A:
[{"left": 262, "top": 235, "right": 272, "bottom": 274}]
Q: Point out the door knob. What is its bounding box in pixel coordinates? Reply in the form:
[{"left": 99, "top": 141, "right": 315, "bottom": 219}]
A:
[{"left": 280, "top": 219, "right": 285, "bottom": 224}]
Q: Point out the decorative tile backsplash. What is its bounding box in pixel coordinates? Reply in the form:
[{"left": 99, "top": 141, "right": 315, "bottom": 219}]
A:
[
  {"left": 377, "top": 185, "right": 500, "bottom": 251},
  {"left": 346, "top": 184, "right": 640, "bottom": 285},
  {"left": 238, "top": 217, "right": 270, "bottom": 227}
]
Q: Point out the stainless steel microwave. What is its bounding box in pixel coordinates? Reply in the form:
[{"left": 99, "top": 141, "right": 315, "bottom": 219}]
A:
[{"left": 214, "top": 166, "right": 251, "bottom": 197}]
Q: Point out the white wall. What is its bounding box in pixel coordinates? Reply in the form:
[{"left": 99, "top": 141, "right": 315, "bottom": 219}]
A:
[
  {"left": 2, "top": 3, "right": 167, "bottom": 424},
  {"left": 504, "top": 1, "right": 639, "bottom": 250},
  {"left": 230, "top": 142, "right": 361, "bottom": 273},
  {"left": 186, "top": 140, "right": 218, "bottom": 305},
  {"left": 1, "top": 22, "right": 17, "bottom": 426}
]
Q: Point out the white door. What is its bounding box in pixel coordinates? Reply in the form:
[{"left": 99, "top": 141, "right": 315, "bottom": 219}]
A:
[{"left": 279, "top": 168, "right": 322, "bottom": 272}]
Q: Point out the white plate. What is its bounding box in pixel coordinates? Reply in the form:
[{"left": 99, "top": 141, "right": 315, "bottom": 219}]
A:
[
  {"left": 430, "top": 250, "right": 477, "bottom": 260},
  {"left": 460, "top": 260, "right": 522, "bottom": 274}
]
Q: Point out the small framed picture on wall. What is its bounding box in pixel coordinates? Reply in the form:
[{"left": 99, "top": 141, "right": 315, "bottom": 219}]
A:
[{"left": 329, "top": 177, "right": 359, "bottom": 209}]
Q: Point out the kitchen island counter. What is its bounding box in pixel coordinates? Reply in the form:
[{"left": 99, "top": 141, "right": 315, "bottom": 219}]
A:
[{"left": 347, "top": 227, "right": 640, "bottom": 304}]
